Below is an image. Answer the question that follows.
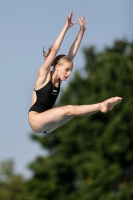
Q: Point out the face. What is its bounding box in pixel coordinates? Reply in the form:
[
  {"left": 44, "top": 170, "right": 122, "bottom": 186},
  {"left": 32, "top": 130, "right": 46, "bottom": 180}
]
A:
[{"left": 56, "top": 62, "right": 73, "bottom": 81}]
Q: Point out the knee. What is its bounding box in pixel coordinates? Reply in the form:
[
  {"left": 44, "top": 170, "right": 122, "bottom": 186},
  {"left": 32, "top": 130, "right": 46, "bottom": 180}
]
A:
[{"left": 65, "top": 105, "right": 76, "bottom": 116}]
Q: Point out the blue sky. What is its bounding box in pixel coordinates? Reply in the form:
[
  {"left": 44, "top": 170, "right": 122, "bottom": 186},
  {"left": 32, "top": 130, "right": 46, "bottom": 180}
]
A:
[{"left": 0, "top": 0, "right": 133, "bottom": 178}]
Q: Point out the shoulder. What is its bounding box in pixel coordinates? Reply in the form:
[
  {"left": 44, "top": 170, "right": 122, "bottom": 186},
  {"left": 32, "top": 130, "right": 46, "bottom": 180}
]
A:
[{"left": 34, "top": 70, "right": 51, "bottom": 90}]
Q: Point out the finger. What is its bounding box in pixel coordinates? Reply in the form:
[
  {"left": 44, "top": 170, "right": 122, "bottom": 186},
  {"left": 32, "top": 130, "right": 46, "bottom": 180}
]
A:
[
  {"left": 82, "top": 21, "right": 86, "bottom": 27},
  {"left": 82, "top": 17, "right": 85, "bottom": 25},
  {"left": 70, "top": 21, "right": 77, "bottom": 27},
  {"left": 72, "top": 21, "right": 78, "bottom": 25},
  {"left": 78, "top": 15, "right": 81, "bottom": 23},
  {"left": 69, "top": 11, "right": 73, "bottom": 19}
]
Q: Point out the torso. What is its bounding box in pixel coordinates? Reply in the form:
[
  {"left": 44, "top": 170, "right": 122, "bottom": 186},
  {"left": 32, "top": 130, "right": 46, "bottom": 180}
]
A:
[{"left": 29, "top": 73, "right": 61, "bottom": 113}]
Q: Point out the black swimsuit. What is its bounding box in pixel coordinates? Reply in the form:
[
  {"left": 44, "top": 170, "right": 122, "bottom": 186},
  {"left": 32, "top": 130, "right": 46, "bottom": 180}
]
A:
[{"left": 29, "top": 80, "right": 60, "bottom": 113}]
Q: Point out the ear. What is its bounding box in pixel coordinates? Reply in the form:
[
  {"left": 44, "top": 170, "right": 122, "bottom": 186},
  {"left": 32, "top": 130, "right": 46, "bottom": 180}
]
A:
[{"left": 55, "top": 64, "right": 59, "bottom": 71}]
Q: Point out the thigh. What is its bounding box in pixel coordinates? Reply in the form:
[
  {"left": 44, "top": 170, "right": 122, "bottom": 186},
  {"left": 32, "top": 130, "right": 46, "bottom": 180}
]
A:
[
  {"left": 29, "top": 105, "right": 73, "bottom": 133},
  {"left": 46, "top": 115, "right": 73, "bottom": 133}
]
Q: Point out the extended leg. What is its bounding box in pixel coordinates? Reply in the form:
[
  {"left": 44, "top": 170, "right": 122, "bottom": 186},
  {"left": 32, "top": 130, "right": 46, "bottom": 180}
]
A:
[{"left": 29, "top": 96, "right": 122, "bottom": 133}]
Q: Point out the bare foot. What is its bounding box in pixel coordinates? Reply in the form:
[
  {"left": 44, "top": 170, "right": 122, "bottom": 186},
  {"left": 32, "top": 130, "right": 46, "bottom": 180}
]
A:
[{"left": 100, "top": 97, "right": 122, "bottom": 113}]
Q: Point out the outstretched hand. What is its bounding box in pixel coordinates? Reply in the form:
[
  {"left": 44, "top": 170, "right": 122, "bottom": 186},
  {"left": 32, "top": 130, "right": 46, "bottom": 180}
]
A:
[
  {"left": 78, "top": 15, "right": 86, "bottom": 31},
  {"left": 65, "top": 12, "right": 77, "bottom": 29}
]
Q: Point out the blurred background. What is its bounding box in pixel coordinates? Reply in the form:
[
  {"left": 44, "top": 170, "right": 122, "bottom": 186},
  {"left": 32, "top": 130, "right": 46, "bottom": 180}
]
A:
[{"left": 0, "top": 1, "right": 133, "bottom": 199}]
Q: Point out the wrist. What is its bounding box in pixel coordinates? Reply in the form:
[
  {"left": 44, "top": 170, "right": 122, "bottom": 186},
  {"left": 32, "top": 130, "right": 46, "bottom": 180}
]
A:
[
  {"left": 64, "top": 24, "right": 69, "bottom": 31},
  {"left": 80, "top": 27, "right": 86, "bottom": 32}
]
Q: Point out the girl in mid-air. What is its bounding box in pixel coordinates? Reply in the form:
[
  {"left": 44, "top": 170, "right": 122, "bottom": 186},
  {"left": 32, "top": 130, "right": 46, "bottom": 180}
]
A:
[{"left": 28, "top": 12, "right": 122, "bottom": 133}]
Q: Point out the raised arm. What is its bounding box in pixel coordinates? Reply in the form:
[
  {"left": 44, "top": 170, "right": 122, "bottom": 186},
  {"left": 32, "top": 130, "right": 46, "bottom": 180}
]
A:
[
  {"left": 68, "top": 15, "right": 86, "bottom": 60},
  {"left": 40, "top": 12, "right": 77, "bottom": 73}
]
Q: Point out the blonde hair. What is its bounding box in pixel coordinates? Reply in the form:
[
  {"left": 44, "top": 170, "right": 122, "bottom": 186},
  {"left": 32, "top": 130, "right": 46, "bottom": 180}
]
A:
[{"left": 43, "top": 46, "right": 72, "bottom": 67}]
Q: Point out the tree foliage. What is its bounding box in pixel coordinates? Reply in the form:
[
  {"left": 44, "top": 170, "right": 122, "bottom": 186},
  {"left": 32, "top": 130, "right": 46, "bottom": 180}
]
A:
[
  {"left": 1, "top": 39, "right": 133, "bottom": 200},
  {"left": 27, "top": 39, "right": 133, "bottom": 200},
  {"left": 0, "top": 160, "right": 30, "bottom": 200}
]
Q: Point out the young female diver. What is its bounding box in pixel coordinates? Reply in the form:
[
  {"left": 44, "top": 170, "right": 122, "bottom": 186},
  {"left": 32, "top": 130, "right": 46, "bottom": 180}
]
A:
[{"left": 28, "top": 12, "right": 122, "bottom": 133}]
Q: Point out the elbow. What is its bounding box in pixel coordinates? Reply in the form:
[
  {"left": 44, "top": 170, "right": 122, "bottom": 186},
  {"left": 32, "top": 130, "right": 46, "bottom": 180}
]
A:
[
  {"left": 51, "top": 46, "right": 59, "bottom": 53},
  {"left": 68, "top": 52, "right": 75, "bottom": 60}
]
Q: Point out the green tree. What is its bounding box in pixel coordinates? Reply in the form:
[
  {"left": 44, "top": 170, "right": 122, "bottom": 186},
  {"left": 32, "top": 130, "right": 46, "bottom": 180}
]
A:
[
  {"left": 0, "top": 160, "right": 31, "bottom": 200},
  {"left": 28, "top": 39, "right": 133, "bottom": 200}
]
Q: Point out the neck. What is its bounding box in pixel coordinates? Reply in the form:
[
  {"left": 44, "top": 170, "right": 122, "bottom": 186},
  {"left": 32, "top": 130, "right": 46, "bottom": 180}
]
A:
[{"left": 51, "top": 70, "right": 60, "bottom": 86}]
